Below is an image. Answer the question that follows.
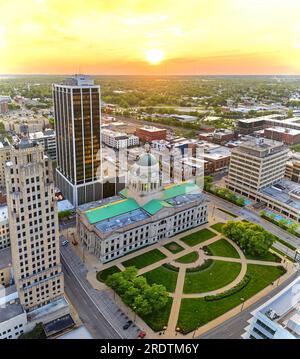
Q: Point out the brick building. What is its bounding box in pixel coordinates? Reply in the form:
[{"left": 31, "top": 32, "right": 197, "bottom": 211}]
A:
[{"left": 135, "top": 126, "right": 167, "bottom": 143}]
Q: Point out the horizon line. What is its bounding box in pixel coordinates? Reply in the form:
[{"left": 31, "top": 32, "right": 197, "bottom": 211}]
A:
[{"left": 2, "top": 73, "right": 300, "bottom": 77}]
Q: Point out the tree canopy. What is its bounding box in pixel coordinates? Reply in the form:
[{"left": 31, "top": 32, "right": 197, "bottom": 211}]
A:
[
  {"left": 106, "top": 266, "right": 169, "bottom": 316},
  {"left": 222, "top": 221, "right": 274, "bottom": 257}
]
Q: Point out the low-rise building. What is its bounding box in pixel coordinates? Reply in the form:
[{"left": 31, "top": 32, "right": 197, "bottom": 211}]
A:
[
  {"left": 202, "top": 144, "right": 231, "bottom": 174},
  {"left": 199, "top": 129, "right": 235, "bottom": 145},
  {"left": 77, "top": 150, "right": 208, "bottom": 263},
  {"left": 136, "top": 126, "right": 167, "bottom": 143},
  {"left": 237, "top": 115, "right": 300, "bottom": 135},
  {"left": 243, "top": 276, "right": 300, "bottom": 339},
  {"left": 263, "top": 127, "right": 300, "bottom": 145},
  {"left": 101, "top": 129, "right": 139, "bottom": 149},
  {"left": 0, "top": 286, "right": 27, "bottom": 339},
  {"left": 171, "top": 114, "right": 198, "bottom": 122}
]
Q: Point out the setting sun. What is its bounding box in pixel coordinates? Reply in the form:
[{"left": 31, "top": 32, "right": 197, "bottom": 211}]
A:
[{"left": 145, "top": 49, "right": 165, "bottom": 65}]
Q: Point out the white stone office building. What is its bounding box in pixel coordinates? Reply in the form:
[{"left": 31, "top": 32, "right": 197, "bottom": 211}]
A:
[
  {"left": 5, "top": 138, "right": 64, "bottom": 312},
  {"left": 77, "top": 150, "right": 208, "bottom": 263}
]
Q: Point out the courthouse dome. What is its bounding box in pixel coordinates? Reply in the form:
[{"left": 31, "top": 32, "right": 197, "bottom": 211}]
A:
[{"left": 136, "top": 153, "right": 158, "bottom": 167}]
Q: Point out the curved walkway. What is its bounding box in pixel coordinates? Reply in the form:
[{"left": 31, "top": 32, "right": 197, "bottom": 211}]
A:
[{"left": 89, "top": 217, "right": 293, "bottom": 339}]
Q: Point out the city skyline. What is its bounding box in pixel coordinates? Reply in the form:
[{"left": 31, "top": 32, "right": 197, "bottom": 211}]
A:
[{"left": 2, "top": 0, "right": 300, "bottom": 75}]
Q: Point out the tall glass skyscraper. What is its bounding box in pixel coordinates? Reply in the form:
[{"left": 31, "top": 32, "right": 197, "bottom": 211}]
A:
[{"left": 53, "top": 75, "right": 103, "bottom": 206}]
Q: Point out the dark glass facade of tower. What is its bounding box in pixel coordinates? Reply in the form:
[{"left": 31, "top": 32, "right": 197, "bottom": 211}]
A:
[{"left": 53, "top": 76, "right": 102, "bottom": 206}]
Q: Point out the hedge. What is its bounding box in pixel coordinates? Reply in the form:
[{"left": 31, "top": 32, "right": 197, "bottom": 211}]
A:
[{"left": 204, "top": 275, "right": 252, "bottom": 301}]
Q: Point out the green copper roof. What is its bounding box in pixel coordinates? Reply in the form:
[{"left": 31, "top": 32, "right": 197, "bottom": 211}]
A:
[
  {"left": 163, "top": 182, "right": 199, "bottom": 200},
  {"left": 84, "top": 182, "right": 200, "bottom": 224},
  {"left": 142, "top": 199, "right": 173, "bottom": 215},
  {"left": 84, "top": 198, "right": 140, "bottom": 224},
  {"left": 137, "top": 153, "right": 157, "bottom": 167}
]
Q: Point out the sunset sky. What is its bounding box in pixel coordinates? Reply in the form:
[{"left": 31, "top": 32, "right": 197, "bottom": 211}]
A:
[{"left": 1, "top": 0, "right": 300, "bottom": 75}]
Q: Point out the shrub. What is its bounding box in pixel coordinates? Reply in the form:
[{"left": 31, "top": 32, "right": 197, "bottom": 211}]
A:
[{"left": 204, "top": 275, "right": 251, "bottom": 301}]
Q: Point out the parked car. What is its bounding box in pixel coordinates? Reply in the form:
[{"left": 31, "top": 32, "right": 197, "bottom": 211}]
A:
[
  {"left": 62, "top": 240, "right": 69, "bottom": 246},
  {"left": 138, "top": 331, "right": 146, "bottom": 339},
  {"left": 123, "top": 320, "right": 133, "bottom": 330}
]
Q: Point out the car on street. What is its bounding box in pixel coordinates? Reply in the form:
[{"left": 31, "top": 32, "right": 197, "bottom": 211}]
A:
[
  {"left": 123, "top": 320, "right": 133, "bottom": 330},
  {"left": 62, "top": 240, "right": 69, "bottom": 246},
  {"left": 138, "top": 331, "right": 146, "bottom": 339}
]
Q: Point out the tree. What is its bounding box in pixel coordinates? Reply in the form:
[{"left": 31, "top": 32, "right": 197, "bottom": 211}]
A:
[
  {"left": 133, "top": 295, "right": 152, "bottom": 316},
  {"left": 222, "top": 221, "right": 274, "bottom": 257},
  {"left": 144, "top": 284, "right": 169, "bottom": 311},
  {"left": 287, "top": 109, "right": 293, "bottom": 118},
  {"left": 105, "top": 266, "right": 169, "bottom": 317},
  {"left": 122, "top": 266, "right": 138, "bottom": 281}
]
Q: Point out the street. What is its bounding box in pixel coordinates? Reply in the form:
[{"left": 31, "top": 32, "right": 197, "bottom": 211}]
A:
[
  {"left": 60, "top": 240, "right": 141, "bottom": 339},
  {"left": 207, "top": 192, "right": 300, "bottom": 250}
]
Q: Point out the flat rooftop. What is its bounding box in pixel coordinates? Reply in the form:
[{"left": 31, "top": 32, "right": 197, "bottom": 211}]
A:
[
  {"left": 57, "top": 325, "right": 93, "bottom": 339},
  {"left": 138, "top": 126, "right": 166, "bottom": 132},
  {"left": 265, "top": 127, "right": 300, "bottom": 135},
  {"left": 260, "top": 179, "right": 300, "bottom": 211},
  {"left": 0, "top": 300, "right": 25, "bottom": 324},
  {"left": 252, "top": 276, "right": 300, "bottom": 338},
  {"left": 43, "top": 314, "right": 75, "bottom": 337},
  {"left": 234, "top": 137, "right": 288, "bottom": 157},
  {"left": 95, "top": 208, "right": 149, "bottom": 233},
  {"left": 0, "top": 247, "right": 12, "bottom": 269}
]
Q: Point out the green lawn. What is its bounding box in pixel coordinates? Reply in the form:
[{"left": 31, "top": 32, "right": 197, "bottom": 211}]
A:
[
  {"left": 178, "top": 264, "right": 286, "bottom": 333},
  {"left": 180, "top": 229, "right": 216, "bottom": 247},
  {"left": 217, "top": 208, "right": 238, "bottom": 218},
  {"left": 142, "top": 266, "right": 179, "bottom": 292},
  {"left": 164, "top": 242, "right": 185, "bottom": 254},
  {"left": 122, "top": 249, "right": 166, "bottom": 269},
  {"left": 245, "top": 251, "right": 281, "bottom": 263},
  {"left": 206, "top": 239, "right": 240, "bottom": 259},
  {"left": 210, "top": 222, "right": 225, "bottom": 233},
  {"left": 96, "top": 266, "right": 120, "bottom": 282},
  {"left": 141, "top": 297, "right": 173, "bottom": 332},
  {"left": 183, "top": 260, "right": 241, "bottom": 294},
  {"left": 176, "top": 251, "right": 199, "bottom": 264}
]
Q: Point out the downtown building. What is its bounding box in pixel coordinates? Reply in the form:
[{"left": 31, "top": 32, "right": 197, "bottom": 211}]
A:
[
  {"left": 243, "top": 276, "right": 300, "bottom": 339},
  {"left": 77, "top": 149, "right": 208, "bottom": 263},
  {"left": 226, "top": 137, "right": 300, "bottom": 222},
  {"left": 5, "top": 138, "right": 66, "bottom": 313},
  {"left": 53, "top": 75, "right": 103, "bottom": 207}
]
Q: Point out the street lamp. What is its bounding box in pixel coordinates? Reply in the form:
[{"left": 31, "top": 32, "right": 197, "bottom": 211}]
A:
[{"left": 133, "top": 306, "right": 137, "bottom": 322}]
